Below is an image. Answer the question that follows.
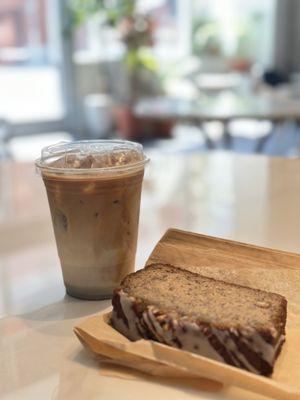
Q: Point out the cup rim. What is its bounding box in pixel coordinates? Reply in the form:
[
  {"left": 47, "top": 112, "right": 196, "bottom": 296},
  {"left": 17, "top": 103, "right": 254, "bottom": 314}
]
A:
[{"left": 35, "top": 139, "right": 149, "bottom": 175}]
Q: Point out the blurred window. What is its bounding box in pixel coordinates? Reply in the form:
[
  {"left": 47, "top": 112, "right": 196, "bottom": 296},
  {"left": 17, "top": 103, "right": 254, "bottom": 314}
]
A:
[
  {"left": 73, "top": 0, "right": 275, "bottom": 68},
  {"left": 0, "top": 0, "right": 64, "bottom": 123},
  {"left": 192, "top": 0, "right": 276, "bottom": 68},
  {"left": 73, "top": 0, "right": 189, "bottom": 63}
]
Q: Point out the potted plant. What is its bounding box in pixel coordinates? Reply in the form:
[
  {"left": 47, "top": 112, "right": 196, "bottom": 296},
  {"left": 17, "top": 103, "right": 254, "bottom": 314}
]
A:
[{"left": 67, "top": 0, "right": 171, "bottom": 140}]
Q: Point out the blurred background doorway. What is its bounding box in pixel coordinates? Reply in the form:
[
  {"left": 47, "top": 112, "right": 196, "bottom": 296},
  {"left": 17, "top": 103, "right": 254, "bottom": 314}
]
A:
[{"left": 0, "top": 0, "right": 70, "bottom": 134}]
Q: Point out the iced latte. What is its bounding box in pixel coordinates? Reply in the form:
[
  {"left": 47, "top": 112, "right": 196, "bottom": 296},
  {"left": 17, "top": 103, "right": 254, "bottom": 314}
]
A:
[{"left": 35, "top": 140, "right": 148, "bottom": 299}]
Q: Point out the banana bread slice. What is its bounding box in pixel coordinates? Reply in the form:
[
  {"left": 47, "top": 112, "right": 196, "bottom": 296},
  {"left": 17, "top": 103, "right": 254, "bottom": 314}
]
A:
[{"left": 110, "top": 263, "right": 287, "bottom": 376}]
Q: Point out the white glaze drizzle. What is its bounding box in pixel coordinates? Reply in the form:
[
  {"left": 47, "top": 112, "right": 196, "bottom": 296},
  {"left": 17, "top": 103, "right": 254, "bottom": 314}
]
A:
[{"left": 110, "top": 290, "right": 284, "bottom": 374}]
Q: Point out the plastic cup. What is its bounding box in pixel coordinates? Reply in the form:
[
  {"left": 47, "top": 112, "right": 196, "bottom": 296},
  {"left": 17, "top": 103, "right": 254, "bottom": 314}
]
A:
[{"left": 35, "top": 140, "right": 149, "bottom": 299}]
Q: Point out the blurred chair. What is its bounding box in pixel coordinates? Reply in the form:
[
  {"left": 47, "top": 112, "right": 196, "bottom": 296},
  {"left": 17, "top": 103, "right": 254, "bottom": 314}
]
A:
[{"left": 228, "top": 119, "right": 273, "bottom": 153}]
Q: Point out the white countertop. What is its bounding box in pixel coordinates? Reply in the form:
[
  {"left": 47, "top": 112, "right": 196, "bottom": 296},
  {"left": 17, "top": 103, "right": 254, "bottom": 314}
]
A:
[{"left": 1, "top": 152, "right": 300, "bottom": 400}]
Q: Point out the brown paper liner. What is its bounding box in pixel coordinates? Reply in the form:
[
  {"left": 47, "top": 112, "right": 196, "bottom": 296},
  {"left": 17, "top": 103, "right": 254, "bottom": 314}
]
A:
[{"left": 74, "top": 229, "right": 300, "bottom": 399}]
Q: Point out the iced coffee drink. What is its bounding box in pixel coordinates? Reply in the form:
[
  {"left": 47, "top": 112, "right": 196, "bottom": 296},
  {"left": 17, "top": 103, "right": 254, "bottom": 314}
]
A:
[{"left": 35, "top": 140, "right": 148, "bottom": 299}]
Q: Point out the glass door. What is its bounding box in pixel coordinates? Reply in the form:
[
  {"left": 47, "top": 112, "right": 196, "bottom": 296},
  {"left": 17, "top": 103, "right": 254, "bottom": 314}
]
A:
[{"left": 0, "top": 0, "right": 69, "bottom": 135}]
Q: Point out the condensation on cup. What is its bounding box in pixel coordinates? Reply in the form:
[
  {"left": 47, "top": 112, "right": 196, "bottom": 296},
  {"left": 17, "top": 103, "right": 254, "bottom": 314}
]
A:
[{"left": 35, "top": 140, "right": 149, "bottom": 300}]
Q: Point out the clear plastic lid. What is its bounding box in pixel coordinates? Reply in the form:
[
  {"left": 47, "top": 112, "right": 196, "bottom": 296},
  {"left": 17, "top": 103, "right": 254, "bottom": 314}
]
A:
[{"left": 35, "top": 140, "right": 149, "bottom": 175}]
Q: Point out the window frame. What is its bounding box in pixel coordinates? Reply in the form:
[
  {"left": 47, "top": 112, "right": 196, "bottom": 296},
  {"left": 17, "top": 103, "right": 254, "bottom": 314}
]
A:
[{"left": 3, "top": 0, "right": 77, "bottom": 139}]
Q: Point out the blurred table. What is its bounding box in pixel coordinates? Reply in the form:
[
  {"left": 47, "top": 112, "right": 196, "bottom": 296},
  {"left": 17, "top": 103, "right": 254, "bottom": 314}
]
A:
[
  {"left": 2, "top": 152, "right": 300, "bottom": 400},
  {"left": 135, "top": 93, "right": 300, "bottom": 149},
  {"left": 190, "top": 73, "right": 243, "bottom": 93}
]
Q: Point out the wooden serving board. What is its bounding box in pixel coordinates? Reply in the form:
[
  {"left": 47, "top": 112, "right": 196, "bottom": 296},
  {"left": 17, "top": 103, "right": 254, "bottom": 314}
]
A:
[
  {"left": 75, "top": 229, "right": 300, "bottom": 399},
  {"left": 147, "top": 229, "right": 300, "bottom": 389}
]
